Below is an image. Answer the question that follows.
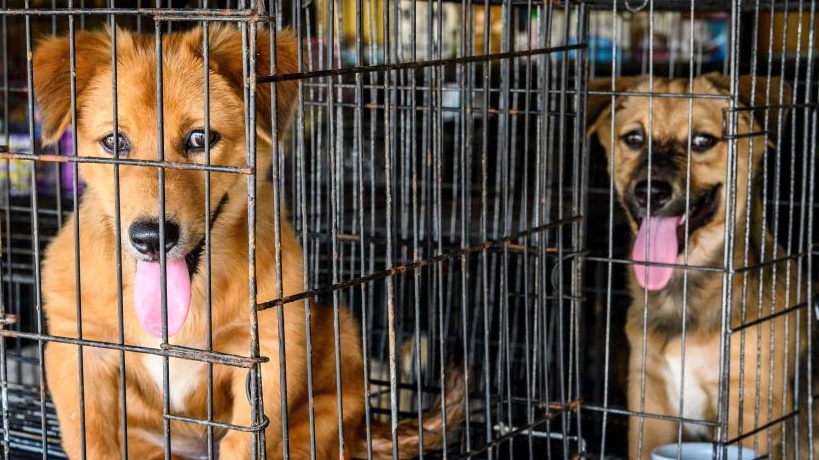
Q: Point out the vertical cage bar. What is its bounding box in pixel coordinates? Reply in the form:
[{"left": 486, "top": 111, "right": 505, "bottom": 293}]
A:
[
  {"left": 106, "top": 12, "right": 130, "bottom": 460},
  {"left": 0, "top": 1, "right": 10, "bottom": 455},
  {"left": 289, "top": 0, "right": 320, "bottom": 457},
  {"left": 199, "top": 13, "right": 216, "bottom": 460},
  {"left": 240, "top": 14, "right": 270, "bottom": 459},
  {"left": 22, "top": 4, "right": 49, "bottom": 458},
  {"left": 151, "top": 11, "right": 173, "bottom": 460},
  {"left": 65, "top": 9, "right": 89, "bottom": 460}
]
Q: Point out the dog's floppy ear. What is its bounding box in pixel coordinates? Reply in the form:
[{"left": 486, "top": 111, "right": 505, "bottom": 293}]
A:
[
  {"left": 586, "top": 76, "right": 647, "bottom": 138},
  {"left": 205, "top": 26, "right": 298, "bottom": 146},
  {"left": 702, "top": 72, "right": 792, "bottom": 142},
  {"left": 34, "top": 30, "right": 113, "bottom": 145}
]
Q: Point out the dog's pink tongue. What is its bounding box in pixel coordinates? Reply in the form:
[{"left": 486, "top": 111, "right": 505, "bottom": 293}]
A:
[
  {"left": 134, "top": 259, "right": 191, "bottom": 338},
  {"left": 632, "top": 216, "right": 679, "bottom": 291}
]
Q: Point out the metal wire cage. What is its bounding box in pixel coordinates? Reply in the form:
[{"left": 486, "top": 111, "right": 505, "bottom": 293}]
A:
[{"left": 0, "top": 1, "right": 815, "bottom": 460}]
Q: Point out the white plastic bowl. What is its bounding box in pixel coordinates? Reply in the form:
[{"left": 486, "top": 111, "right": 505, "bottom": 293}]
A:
[{"left": 651, "top": 442, "right": 758, "bottom": 460}]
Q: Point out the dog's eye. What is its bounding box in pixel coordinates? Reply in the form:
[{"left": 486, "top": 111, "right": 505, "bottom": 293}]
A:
[
  {"left": 100, "top": 133, "right": 131, "bottom": 155},
  {"left": 621, "top": 129, "right": 645, "bottom": 150},
  {"left": 186, "top": 130, "right": 220, "bottom": 153},
  {"left": 691, "top": 133, "right": 718, "bottom": 152}
]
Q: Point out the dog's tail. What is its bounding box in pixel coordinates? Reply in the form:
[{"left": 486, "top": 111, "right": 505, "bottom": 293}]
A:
[{"left": 354, "top": 367, "right": 467, "bottom": 459}]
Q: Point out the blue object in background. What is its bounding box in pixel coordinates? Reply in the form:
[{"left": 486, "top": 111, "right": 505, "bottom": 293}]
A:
[{"left": 563, "top": 36, "right": 620, "bottom": 63}]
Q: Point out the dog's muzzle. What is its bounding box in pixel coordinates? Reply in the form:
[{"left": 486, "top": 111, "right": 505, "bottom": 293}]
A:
[
  {"left": 129, "top": 220, "right": 181, "bottom": 261},
  {"left": 627, "top": 180, "right": 721, "bottom": 291},
  {"left": 633, "top": 179, "right": 672, "bottom": 212},
  {"left": 128, "top": 219, "right": 192, "bottom": 339}
]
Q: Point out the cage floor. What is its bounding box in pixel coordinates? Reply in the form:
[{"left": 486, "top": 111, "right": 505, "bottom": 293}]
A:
[
  {"left": 0, "top": 384, "right": 621, "bottom": 460},
  {"left": 2, "top": 383, "right": 65, "bottom": 459}
]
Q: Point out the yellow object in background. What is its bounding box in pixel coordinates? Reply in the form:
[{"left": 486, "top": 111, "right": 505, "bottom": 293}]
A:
[
  {"left": 759, "top": 12, "right": 819, "bottom": 55},
  {"left": 0, "top": 159, "right": 34, "bottom": 198},
  {"left": 316, "top": 0, "right": 505, "bottom": 63},
  {"left": 0, "top": 134, "right": 36, "bottom": 198}
]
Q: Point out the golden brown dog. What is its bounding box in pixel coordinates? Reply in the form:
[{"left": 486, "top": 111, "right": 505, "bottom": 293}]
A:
[
  {"left": 587, "top": 74, "right": 811, "bottom": 459},
  {"left": 34, "top": 26, "right": 462, "bottom": 459}
]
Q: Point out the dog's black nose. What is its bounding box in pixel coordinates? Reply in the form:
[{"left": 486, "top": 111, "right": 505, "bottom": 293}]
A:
[
  {"left": 129, "top": 220, "right": 180, "bottom": 258},
  {"left": 633, "top": 180, "right": 672, "bottom": 211}
]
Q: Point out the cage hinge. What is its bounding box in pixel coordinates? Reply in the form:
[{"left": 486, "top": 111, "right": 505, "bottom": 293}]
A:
[{"left": 244, "top": 372, "right": 271, "bottom": 433}]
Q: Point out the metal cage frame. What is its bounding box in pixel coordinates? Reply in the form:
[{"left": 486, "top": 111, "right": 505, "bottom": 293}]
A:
[{"left": 0, "top": 0, "right": 814, "bottom": 459}]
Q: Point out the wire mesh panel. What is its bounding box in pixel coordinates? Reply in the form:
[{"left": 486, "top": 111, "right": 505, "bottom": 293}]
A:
[
  {"left": 582, "top": 1, "right": 818, "bottom": 459},
  {"left": 0, "top": 1, "right": 815, "bottom": 460},
  {"left": 284, "top": 1, "right": 588, "bottom": 457}
]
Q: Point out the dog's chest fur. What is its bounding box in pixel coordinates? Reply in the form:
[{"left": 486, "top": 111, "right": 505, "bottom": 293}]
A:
[
  {"left": 141, "top": 351, "right": 206, "bottom": 412},
  {"left": 660, "top": 335, "right": 719, "bottom": 439}
]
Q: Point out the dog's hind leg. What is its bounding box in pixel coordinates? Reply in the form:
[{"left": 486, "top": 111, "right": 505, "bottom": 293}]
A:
[
  {"left": 216, "top": 362, "right": 323, "bottom": 460},
  {"left": 124, "top": 433, "right": 193, "bottom": 460},
  {"left": 271, "top": 393, "right": 362, "bottom": 460},
  {"left": 218, "top": 388, "right": 359, "bottom": 460}
]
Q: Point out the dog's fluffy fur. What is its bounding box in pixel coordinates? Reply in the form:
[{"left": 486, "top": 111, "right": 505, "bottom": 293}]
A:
[
  {"left": 588, "top": 74, "right": 813, "bottom": 459},
  {"left": 35, "top": 26, "right": 462, "bottom": 459}
]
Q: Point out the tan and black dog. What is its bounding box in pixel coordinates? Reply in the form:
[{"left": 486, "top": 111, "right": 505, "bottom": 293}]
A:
[
  {"left": 34, "top": 26, "right": 462, "bottom": 459},
  {"left": 587, "top": 74, "right": 812, "bottom": 459}
]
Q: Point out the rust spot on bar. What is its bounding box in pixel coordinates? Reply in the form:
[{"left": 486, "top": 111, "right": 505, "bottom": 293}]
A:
[{"left": 0, "top": 313, "right": 19, "bottom": 325}]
